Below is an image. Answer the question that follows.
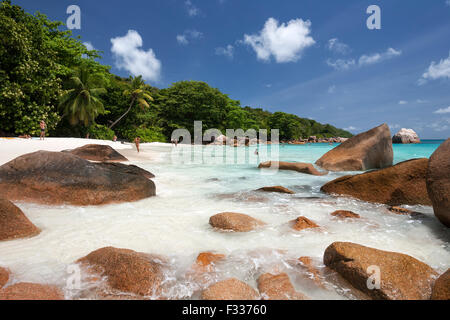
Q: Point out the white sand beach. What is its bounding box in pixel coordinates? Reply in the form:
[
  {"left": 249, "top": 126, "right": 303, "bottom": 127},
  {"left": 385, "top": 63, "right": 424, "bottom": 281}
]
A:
[{"left": 0, "top": 137, "right": 172, "bottom": 166}]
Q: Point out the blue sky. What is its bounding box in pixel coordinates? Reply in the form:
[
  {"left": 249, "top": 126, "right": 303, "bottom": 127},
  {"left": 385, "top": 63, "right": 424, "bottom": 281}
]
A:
[{"left": 14, "top": 0, "right": 450, "bottom": 138}]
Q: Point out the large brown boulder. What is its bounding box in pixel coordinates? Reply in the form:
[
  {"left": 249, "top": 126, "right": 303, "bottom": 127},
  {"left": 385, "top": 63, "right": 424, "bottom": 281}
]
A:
[
  {"left": 426, "top": 139, "right": 450, "bottom": 227},
  {"left": 77, "top": 247, "right": 164, "bottom": 297},
  {"left": 0, "top": 151, "right": 155, "bottom": 206},
  {"left": 202, "top": 278, "right": 259, "bottom": 300},
  {"left": 64, "top": 144, "right": 128, "bottom": 162},
  {"left": 0, "top": 283, "right": 64, "bottom": 300},
  {"left": 392, "top": 128, "right": 421, "bottom": 144},
  {"left": 0, "top": 199, "right": 40, "bottom": 241},
  {"left": 315, "top": 124, "right": 393, "bottom": 171},
  {"left": 256, "top": 186, "right": 294, "bottom": 194},
  {"left": 99, "top": 162, "right": 155, "bottom": 179},
  {"left": 209, "top": 212, "right": 265, "bottom": 232},
  {"left": 257, "top": 273, "right": 307, "bottom": 300},
  {"left": 258, "top": 161, "right": 327, "bottom": 176},
  {"left": 324, "top": 242, "right": 437, "bottom": 300},
  {"left": 0, "top": 267, "right": 9, "bottom": 288},
  {"left": 321, "top": 158, "right": 431, "bottom": 206},
  {"left": 431, "top": 269, "right": 450, "bottom": 300}
]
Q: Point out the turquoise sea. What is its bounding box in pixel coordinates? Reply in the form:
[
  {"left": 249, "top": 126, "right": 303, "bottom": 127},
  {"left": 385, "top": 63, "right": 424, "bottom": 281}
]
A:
[{"left": 273, "top": 139, "right": 445, "bottom": 164}]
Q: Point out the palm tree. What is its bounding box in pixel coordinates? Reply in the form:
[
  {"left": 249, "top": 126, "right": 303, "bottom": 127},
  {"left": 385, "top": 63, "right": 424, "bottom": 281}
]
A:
[
  {"left": 109, "top": 76, "right": 153, "bottom": 129},
  {"left": 59, "top": 67, "right": 107, "bottom": 127}
]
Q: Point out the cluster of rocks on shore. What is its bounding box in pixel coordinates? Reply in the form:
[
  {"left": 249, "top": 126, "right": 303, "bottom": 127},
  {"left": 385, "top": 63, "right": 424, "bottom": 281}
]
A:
[
  {"left": 0, "top": 127, "right": 449, "bottom": 300},
  {"left": 209, "top": 127, "right": 422, "bottom": 146},
  {"left": 208, "top": 135, "right": 349, "bottom": 146}
]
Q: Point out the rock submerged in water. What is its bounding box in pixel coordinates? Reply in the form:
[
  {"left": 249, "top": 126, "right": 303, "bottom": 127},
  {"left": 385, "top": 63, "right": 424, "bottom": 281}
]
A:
[
  {"left": 315, "top": 123, "right": 393, "bottom": 171},
  {"left": 388, "top": 206, "right": 415, "bottom": 216},
  {"left": 291, "top": 216, "right": 319, "bottom": 231},
  {"left": 258, "top": 161, "right": 327, "bottom": 176},
  {"left": 256, "top": 186, "right": 295, "bottom": 194},
  {"left": 426, "top": 138, "right": 450, "bottom": 227},
  {"left": 63, "top": 144, "right": 128, "bottom": 162},
  {"left": 0, "top": 267, "right": 9, "bottom": 288},
  {"left": 321, "top": 158, "right": 431, "bottom": 206},
  {"left": 194, "top": 252, "right": 225, "bottom": 272},
  {"left": 297, "top": 257, "right": 325, "bottom": 287},
  {"left": 0, "top": 151, "right": 156, "bottom": 206},
  {"left": 330, "top": 210, "right": 360, "bottom": 219},
  {"left": 0, "top": 198, "right": 40, "bottom": 241},
  {"left": 0, "top": 282, "right": 64, "bottom": 300},
  {"left": 392, "top": 128, "right": 421, "bottom": 144},
  {"left": 324, "top": 242, "right": 437, "bottom": 300},
  {"left": 77, "top": 247, "right": 164, "bottom": 297},
  {"left": 202, "top": 278, "right": 259, "bottom": 300},
  {"left": 257, "top": 273, "right": 307, "bottom": 300},
  {"left": 431, "top": 269, "right": 450, "bottom": 300},
  {"left": 209, "top": 212, "right": 265, "bottom": 232}
]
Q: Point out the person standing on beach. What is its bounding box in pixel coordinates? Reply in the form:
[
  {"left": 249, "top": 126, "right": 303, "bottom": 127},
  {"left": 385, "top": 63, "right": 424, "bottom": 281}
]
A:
[
  {"left": 40, "top": 121, "right": 46, "bottom": 140},
  {"left": 134, "top": 137, "right": 141, "bottom": 153}
]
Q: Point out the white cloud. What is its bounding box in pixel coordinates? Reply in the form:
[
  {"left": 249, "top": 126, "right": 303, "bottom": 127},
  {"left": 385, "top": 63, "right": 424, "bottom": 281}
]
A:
[
  {"left": 434, "top": 106, "right": 450, "bottom": 114},
  {"left": 326, "top": 48, "right": 401, "bottom": 71},
  {"left": 328, "top": 85, "right": 336, "bottom": 94},
  {"left": 327, "top": 38, "right": 350, "bottom": 55},
  {"left": 176, "top": 35, "right": 188, "bottom": 45},
  {"left": 111, "top": 30, "right": 161, "bottom": 83},
  {"left": 389, "top": 124, "right": 401, "bottom": 130},
  {"left": 446, "top": 0, "right": 450, "bottom": 7},
  {"left": 185, "top": 0, "right": 200, "bottom": 17},
  {"left": 358, "top": 48, "right": 402, "bottom": 66},
  {"left": 215, "top": 45, "right": 234, "bottom": 58},
  {"left": 398, "top": 100, "right": 407, "bottom": 105},
  {"left": 243, "top": 17, "right": 315, "bottom": 63},
  {"left": 186, "top": 30, "right": 203, "bottom": 39},
  {"left": 83, "top": 41, "right": 96, "bottom": 51},
  {"left": 428, "top": 118, "right": 450, "bottom": 132},
  {"left": 344, "top": 126, "right": 358, "bottom": 131},
  {"left": 176, "top": 29, "right": 203, "bottom": 45},
  {"left": 416, "top": 99, "right": 428, "bottom": 104},
  {"left": 326, "top": 58, "right": 355, "bottom": 70},
  {"left": 420, "top": 52, "right": 450, "bottom": 84}
]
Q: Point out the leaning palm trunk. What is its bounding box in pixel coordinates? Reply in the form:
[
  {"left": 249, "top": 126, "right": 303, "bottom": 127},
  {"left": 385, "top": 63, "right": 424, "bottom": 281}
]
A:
[{"left": 109, "top": 96, "right": 136, "bottom": 129}]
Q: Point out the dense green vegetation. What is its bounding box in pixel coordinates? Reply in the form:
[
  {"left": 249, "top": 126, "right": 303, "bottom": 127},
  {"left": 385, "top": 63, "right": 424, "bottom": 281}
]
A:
[{"left": 0, "top": 0, "right": 352, "bottom": 142}]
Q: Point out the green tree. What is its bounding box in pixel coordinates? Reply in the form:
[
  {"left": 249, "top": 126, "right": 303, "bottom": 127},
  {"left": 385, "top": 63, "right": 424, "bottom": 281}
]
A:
[
  {"left": 157, "top": 81, "right": 237, "bottom": 137},
  {"left": 109, "top": 76, "right": 153, "bottom": 129},
  {"left": 59, "top": 67, "right": 106, "bottom": 126},
  {"left": 0, "top": 0, "right": 106, "bottom": 135}
]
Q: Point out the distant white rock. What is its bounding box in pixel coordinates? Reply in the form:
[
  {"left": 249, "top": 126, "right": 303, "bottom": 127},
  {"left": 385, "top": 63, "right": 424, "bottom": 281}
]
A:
[{"left": 392, "top": 128, "right": 420, "bottom": 144}]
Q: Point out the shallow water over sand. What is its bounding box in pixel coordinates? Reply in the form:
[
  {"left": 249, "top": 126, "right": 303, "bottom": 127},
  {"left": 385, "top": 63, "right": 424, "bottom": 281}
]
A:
[{"left": 0, "top": 141, "right": 449, "bottom": 299}]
